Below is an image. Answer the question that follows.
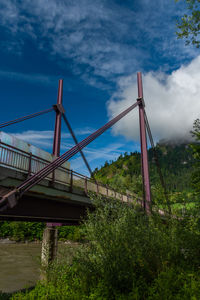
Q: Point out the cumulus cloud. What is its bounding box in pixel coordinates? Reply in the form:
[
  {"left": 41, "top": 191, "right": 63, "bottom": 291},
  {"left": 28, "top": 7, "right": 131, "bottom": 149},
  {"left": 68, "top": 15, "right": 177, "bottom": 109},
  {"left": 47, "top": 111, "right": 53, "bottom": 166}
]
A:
[{"left": 108, "top": 56, "right": 200, "bottom": 143}]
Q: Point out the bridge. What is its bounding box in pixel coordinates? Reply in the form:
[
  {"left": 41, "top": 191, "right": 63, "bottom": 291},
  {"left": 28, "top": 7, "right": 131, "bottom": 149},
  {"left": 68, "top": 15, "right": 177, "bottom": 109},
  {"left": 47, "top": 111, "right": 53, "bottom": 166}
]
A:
[
  {"left": 0, "top": 72, "right": 164, "bottom": 225},
  {"left": 0, "top": 133, "right": 140, "bottom": 224}
]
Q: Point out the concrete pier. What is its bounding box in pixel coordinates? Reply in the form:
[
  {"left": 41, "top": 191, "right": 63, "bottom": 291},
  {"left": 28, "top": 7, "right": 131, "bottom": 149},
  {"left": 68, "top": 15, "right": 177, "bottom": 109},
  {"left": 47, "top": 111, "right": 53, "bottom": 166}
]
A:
[{"left": 40, "top": 226, "right": 58, "bottom": 280}]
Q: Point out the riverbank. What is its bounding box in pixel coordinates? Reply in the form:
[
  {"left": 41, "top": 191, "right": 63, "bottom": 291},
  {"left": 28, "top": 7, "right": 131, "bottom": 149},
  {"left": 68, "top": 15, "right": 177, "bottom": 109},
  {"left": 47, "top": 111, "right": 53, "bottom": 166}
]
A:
[
  {"left": 0, "top": 221, "right": 83, "bottom": 243},
  {"left": 0, "top": 238, "right": 41, "bottom": 244},
  {"left": 0, "top": 238, "right": 79, "bottom": 245}
]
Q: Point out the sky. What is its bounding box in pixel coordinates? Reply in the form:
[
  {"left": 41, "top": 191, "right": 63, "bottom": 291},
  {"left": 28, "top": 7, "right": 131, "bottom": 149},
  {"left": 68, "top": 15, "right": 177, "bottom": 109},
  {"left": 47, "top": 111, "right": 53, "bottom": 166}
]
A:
[{"left": 0, "top": 0, "right": 200, "bottom": 176}]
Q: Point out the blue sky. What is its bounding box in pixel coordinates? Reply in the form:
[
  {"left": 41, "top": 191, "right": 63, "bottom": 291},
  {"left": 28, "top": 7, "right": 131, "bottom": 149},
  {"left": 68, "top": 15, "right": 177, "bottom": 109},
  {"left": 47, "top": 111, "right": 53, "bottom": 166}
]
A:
[{"left": 0, "top": 0, "right": 200, "bottom": 175}]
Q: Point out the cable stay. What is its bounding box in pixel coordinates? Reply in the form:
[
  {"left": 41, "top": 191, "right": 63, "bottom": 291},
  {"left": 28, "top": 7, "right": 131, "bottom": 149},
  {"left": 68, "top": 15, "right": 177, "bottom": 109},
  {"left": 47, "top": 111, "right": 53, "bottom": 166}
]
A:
[
  {"left": 144, "top": 110, "right": 171, "bottom": 215},
  {"left": 0, "top": 107, "right": 54, "bottom": 129}
]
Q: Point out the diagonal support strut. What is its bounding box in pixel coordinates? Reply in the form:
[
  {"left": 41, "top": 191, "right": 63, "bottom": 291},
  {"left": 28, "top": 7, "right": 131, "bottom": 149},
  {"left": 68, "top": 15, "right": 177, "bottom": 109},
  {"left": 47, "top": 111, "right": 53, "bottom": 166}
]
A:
[{"left": 62, "top": 113, "right": 96, "bottom": 182}]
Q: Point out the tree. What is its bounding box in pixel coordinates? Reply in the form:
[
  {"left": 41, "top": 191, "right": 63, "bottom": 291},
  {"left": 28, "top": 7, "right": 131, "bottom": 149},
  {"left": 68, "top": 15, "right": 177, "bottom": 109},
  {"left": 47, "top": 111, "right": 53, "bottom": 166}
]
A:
[
  {"left": 176, "top": 0, "right": 200, "bottom": 47},
  {"left": 190, "top": 119, "right": 200, "bottom": 194}
]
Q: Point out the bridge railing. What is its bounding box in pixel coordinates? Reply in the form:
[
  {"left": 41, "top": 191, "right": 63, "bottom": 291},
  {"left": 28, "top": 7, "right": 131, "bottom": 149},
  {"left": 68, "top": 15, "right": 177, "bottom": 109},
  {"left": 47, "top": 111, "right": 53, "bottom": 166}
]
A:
[{"left": 0, "top": 141, "right": 142, "bottom": 204}]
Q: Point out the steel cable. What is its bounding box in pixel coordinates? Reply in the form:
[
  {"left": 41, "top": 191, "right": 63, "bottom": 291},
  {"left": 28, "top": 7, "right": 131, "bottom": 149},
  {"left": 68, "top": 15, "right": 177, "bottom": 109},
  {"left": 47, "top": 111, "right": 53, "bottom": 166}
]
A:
[
  {"left": 17, "top": 101, "right": 139, "bottom": 194},
  {"left": 0, "top": 107, "right": 54, "bottom": 129},
  {"left": 144, "top": 109, "right": 171, "bottom": 214}
]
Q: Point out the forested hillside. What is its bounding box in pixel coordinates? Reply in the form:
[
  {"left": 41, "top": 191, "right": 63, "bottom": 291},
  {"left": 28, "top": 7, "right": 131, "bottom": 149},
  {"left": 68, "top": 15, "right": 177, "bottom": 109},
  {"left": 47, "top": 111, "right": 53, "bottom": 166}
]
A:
[{"left": 93, "top": 143, "right": 194, "bottom": 200}]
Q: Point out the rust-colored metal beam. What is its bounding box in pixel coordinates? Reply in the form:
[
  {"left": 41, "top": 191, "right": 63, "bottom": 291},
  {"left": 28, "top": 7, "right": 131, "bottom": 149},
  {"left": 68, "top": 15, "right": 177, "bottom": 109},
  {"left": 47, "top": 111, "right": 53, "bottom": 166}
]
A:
[
  {"left": 50, "top": 79, "right": 64, "bottom": 227},
  {"left": 0, "top": 101, "right": 139, "bottom": 210},
  {"left": 53, "top": 79, "right": 63, "bottom": 157},
  {"left": 62, "top": 113, "right": 96, "bottom": 182},
  {"left": 137, "top": 72, "right": 151, "bottom": 213}
]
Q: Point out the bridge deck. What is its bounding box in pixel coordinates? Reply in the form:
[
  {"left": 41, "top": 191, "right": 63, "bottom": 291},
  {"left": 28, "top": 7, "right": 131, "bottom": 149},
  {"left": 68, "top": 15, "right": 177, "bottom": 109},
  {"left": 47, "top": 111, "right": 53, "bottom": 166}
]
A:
[{"left": 0, "top": 135, "right": 141, "bottom": 223}]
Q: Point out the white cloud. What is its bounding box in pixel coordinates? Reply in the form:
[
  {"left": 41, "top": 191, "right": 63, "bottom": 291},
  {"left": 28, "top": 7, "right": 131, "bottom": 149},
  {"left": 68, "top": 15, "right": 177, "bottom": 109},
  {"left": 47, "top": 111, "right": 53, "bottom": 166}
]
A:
[
  {"left": 10, "top": 127, "right": 96, "bottom": 149},
  {"left": 0, "top": 0, "right": 197, "bottom": 85},
  {"left": 69, "top": 142, "right": 126, "bottom": 174},
  {"left": 108, "top": 56, "right": 200, "bottom": 143},
  {"left": 11, "top": 130, "right": 55, "bottom": 148},
  {"left": 73, "top": 127, "right": 95, "bottom": 136},
  {"left": 9, "top": 128, "right": 126, "bottom": 174}
]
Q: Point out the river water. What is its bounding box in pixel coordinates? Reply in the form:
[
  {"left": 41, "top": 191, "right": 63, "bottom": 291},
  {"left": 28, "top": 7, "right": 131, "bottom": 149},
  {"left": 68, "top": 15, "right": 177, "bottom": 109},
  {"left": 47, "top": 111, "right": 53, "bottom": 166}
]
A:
[
  {"left": 0, "top": 242, "right": 79, "bottom": 293},
  {"left": 0, "top": 243, "right": 41, "bottom": 293}
]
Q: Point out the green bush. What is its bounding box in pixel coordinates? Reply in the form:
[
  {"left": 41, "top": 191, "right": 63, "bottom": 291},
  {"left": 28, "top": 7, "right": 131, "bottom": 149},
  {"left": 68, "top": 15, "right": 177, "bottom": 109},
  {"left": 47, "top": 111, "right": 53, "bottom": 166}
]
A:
[
  {"left": 0, "top": 222, "right": 12, "bottom": 238},
  {"left": 58, "top": 226, "right": 83, "bottom": 242},
  {"left": 11, "top": 196, "right": 200, "bottom": 299},
  {"left": 0, "top": 291, "right": 12, "bottom": 300},
  {"left": 0, "top": 222, "right": 83, "bottom": 242},
  {"left": 148, "top": 268, "right": 200, "bottom": 299},
  {"left": 70, "top": 197, "right": 179, "bottom": 298},
  {"left": 0, "top": 222, "right": 45, "bottom": 241}
]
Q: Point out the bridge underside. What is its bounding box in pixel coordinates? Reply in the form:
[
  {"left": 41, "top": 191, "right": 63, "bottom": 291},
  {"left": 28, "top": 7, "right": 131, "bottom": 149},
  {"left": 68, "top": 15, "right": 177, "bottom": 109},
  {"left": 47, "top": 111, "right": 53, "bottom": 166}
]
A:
[
  {"left": 0, "top": 164, "right": 138, "bottom": 224},
  {"left": 0, "top": 190, "right": 91, "bottom": 225},
  {"left": 0, "top": 166, "right": 93, "bottom": 224}
]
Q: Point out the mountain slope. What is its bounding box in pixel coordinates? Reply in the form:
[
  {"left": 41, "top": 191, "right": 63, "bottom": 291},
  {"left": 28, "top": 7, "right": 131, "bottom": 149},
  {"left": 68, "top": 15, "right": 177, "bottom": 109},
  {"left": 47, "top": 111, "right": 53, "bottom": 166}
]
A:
[{"left": 93, "top": 143, "right": 194, "bottom": 198}]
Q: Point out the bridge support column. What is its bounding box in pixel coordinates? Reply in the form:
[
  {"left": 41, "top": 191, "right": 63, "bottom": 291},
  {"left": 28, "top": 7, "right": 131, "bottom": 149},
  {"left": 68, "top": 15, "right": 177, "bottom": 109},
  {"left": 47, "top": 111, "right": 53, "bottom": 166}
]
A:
[
  {"left": 53, "top": 79, "right": 63, "bottom": 156},
  {"left": 40, "top": 79, "right": 64, "bottom": 279},
  {"left": 40, "top": 226, "right": 58, "bottom": 280},
  {"left": 137, "top": 72, "right": 151, "bottom": 214}
]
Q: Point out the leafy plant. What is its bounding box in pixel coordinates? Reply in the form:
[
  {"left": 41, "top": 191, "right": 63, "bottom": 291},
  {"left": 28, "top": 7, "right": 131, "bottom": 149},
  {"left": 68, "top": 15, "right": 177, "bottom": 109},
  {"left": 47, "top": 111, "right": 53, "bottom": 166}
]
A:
[
  {"left": 176, "top": 0, "right": 200, "bottom": 48},
  {"left": 11, "top": 195, "right": 200, "bottom": 299}
]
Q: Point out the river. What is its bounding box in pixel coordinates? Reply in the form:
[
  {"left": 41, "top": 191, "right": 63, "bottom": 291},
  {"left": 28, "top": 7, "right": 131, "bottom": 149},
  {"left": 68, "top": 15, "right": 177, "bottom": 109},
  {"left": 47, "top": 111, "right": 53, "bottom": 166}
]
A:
[
  {"left": 0, "top": 243, "right": 41, "bottom": 293},
  {"left": 0, "top": 241, "right": 79, "bottom": 294}
]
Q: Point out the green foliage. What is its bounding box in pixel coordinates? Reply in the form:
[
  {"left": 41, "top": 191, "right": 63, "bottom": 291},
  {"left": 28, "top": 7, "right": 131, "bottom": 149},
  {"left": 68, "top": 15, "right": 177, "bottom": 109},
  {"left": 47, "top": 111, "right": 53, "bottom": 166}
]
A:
[
  {"left": 58, "top": 226, "right": 83, "bottom": 242},
  {"left": 12, "top": 281, "right": 71, "bottom": 300},
  {"left": 190, "top": 119, "right": 200, "bottom": 195},
  {"left": 176, "top": 0, "right": 200, "bottom": 47},
  {"left": 94, "top": 143, "right": 194, "bottom": 205},
  {"left": 72, "top": 197, "right": 200, "bottom": 298},
  {"left": 0, "top": 222, "right": 45, "bottom": 241},
  {"left": 0, "top": 291, "right": 12, "bottom": 300},
  {"left": 148, "top": 268, "right": 200, "bottom": 299},
  {"left": 12, "top": 196, "right": 200, "bottom": 299},
  {"left": 0, "top": 222, "right": 83, "bottom": 242}
]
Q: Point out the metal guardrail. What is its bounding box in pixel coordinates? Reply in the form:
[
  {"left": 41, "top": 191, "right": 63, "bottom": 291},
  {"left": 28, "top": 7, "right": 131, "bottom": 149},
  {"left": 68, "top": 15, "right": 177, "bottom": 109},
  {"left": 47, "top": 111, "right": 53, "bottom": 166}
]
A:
[{"left": 0, "top": 141, "right": 141, "bottom": 204}]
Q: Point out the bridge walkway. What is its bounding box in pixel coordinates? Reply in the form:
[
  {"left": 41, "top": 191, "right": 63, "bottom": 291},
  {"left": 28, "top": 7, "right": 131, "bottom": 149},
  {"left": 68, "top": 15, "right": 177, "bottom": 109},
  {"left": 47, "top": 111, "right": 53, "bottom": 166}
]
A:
[{"left": 0, "top": 133, "right": 141, "bottom": 224}]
